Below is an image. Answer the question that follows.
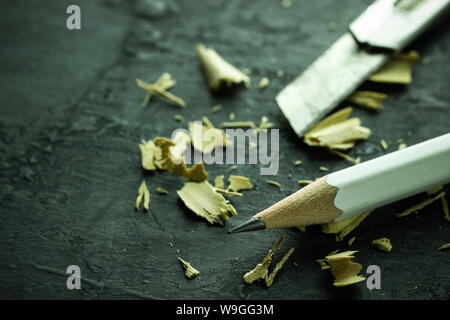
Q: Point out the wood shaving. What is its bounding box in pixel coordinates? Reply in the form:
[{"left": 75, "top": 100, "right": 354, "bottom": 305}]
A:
[
  {"left": 398, "top": 143, "right": 407, "bottom": 150},
  {"left": 154, "top": 137, "right": 208, "bottom": 182},
  {"left": 135, "top": 180, "right": 150, "bottom": 211},
  {"left": 441, "top": 196, "right": 450, "bottom": 223},
  {"left": 266, "top": 180, "right": 281, "bottom": 188},
  {"left": 258, "top": 77, "right": 270, "bottom": 89},
  {"left": 136, "top": 77, "right": 185, "bottom": 107},
  {"left": 322, "top": 211, "right": 371, "bottom": 241},
  {"left": 294, "top": 160, "right": 302, "bottom": 166},
  {"left": 228, "top": 175, "right": 253, "bottom": 192},
  {"left": 380, "top": 139, "right": 388, "bottom": 150},
  {"left": 155, "top": 187, "right": 169, "bottom": 195},
  {"left": 438, "top": 243, "right": 450, "bottom": 251},
  {"left": 244, "top": 233, "right": 294, "bottom": 287},
  {"left": 282, "top": 0, "right": 292, "bottom": 8},
  {"left": 347, "top": 91, "right": 387, "bottom": 110},
  {"left": 304, "top": 107, "right": 371, "bottom": 150},
  {"left": 214, "top": 188, "right": 243, "bottom": 197},
  {"left": 324, "top": 251, "right": 366, "bottom": 287},
  {"left": 316, "top": 259, "right": 330, "bottom": 271},
  {"left": 348, "top": 236, "right": 356, "bottom": 246},
  {"left": 229, "top": 165, "right": 237, "bottom": 171},
  {"left": 372, "top": 237, "right": 392, "bottom": 252},
  {"left": 265, "top": 248, "right": 295, "bottom": 287},
  {"left": 214, "top": 175, "right": 225, "bottom": 189},
  {"left": 229, "top": 112, "right": 235, "bottom": 121},
  {"left": 297, "top": 226, "right": 306, "bottom": 232},
  {"left": 298, "top": 180, "right": 313, "bottom": 185},
  {"left": 427, "top": 186, "right": 443, "bottom": 195},
  {"left": 173, "top": 114, "right": 184, "bottom": 122},
  {"left": 328, "top": 149, "right": 361, "bottom": 165},
  {"left": 196, "top": 44, "right": 250, "bottom": 90},
  {"left": 221, "top": 121, "right": 256, "bottom": 128},
  {"left": 395, "top": 191, "right": 446, "bottom": 218},
  {"left": 177, "top": 181, "right": 237, "bottom": 225},
  {"left": 139, "top": 139, "right": 159, "bottom": 171},
  {"left": 319, "top": 166, "right": 329, "bottom": 172},
  {"left": 370, "top": 51, "right": 419, "bottom": 84},
  {"left": 255, "top": 116, "right": 275, "bottom": 134},
  {"left": 189, "top": 119, "right": 232, "bottom": 154},
  {"left": 277, "top": 70, "right": 284, "bottom": 78},
  {"left": 137, "top": 73, "right": 176, "bottom": 107},
  {"left": 211, "top": 104, "right": 222, "bottom": 113},
  {"left": 178, "top": 257, "right": 200, "bottom": 279}
]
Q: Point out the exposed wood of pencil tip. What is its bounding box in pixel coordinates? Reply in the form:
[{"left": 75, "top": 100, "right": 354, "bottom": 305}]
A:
[{"left": 254, "top": 176, "right": 343, "bottom": 229}]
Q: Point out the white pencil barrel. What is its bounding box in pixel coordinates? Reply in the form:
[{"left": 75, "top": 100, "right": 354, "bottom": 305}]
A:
[{"left": 327, "top": 133, "right": 450, "bottom": 221}]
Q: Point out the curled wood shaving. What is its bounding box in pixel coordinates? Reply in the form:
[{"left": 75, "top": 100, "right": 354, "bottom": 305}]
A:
[
  {"left": 395, "top": 191, "right": 446, "bottom": 218},
  {"left": 155, "top": 187, "right": 168, "bottom": 195},
  {"left": 372, "top": 237, "right": 392, "bottom": 252},
  {"left": 244, "top": 233, "right": 293, "bottom": 287},
  {"left": 347, "top": 91, "right": 387, "bottom": 110},
  {"left": 370, "top": 51, "right": 419, "bottom": 84},
  {"left": 228, "top": 175, "right": 253, "bottom": 192},
  {"left": 154, "top": 138, "right": 208, "bottom": 182},
  {"left": 348, "top": 236, "right": 356, "bottom": 246},
  {"left": 304, "top": 107, "right": 371, "bottom": 150},
  {"left": 137, "top": 72, "right": 175, "bottom": 107},
  {"left": 178, "top": 257, "right": 200, "bottom": 279},
  {"left": 265, "top": 248, "right": 295, "bottom": 287},
  {"left": 135, "top": 180, "right": 150, "bottom": 211},
  {"left": 324, "top": 251, "right": 366, "bottom": 287},
  {"left": 196, "top": 44, "right": 250, "bottom": 90},
  {"left": 322, "top": 211, "right": 371, "bottom": 242},
  {"left": 177, "top": 181, "right": 237, "bottom": 225},
  {"left": 136, "top": 77, "right": 185, "bottom": 107}
]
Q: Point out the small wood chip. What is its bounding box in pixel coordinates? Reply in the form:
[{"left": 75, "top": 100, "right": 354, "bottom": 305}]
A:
[
  {"left": 173, "top": 114, "right": 184, "bottom": 122},
  {"left": 229, "top": 112, "right": 235, "bottom": 121},
  {"left": 136, "top": 180, "right": 150, "bottom": 211},
  {"left": 398, "top": 143, "right": 407, "bottom": 150},
  {"left": 438, "top": 243, "right": 450, "bottom": 251},
  {"left": 136, "top": 78, "right": 185, "bottom": 107},
  {"left": 322, "top": 211, "right": 371, "bottom": 242},
  {"left": 347, "top": 91, "right": 387, "bottom": 110},
  {"left": 348, "top": 236, "right": 356, "bottom": 246},
  {"left": 214, "top": 175, "right": 225, "bottom": 189},
  {"left": 380, "top": 139, "right": 388, "bottom": 150},
  {"left": 266, "top": 180, "right": 281, "bottom": 188},
  {"left": 155, "top": 187, "right": 169, "bottom": 195},
  {"left": 211, "top": 104, "right": 222, "bottom": 113},
  {"left": 228, "top": 175, "right": 253, "bottom": 192},
  {"left": 221, "top": 121, "right": 256, "bottom": 128},
  {"left": 258, "top": 77, "right": 270, "bottom": 89},
  {"left": 178, "top": 257, "right": 200, "bottom": 279},
  {"left": 372, "top": 237, "right": 392, "bottom": 252},
  {"left": 298, "top": 180, "right": 313, "bottom": 185},
  {"left": 294, "top": 160, "right": 302, "bottom": 166},
  {"left": 328, "top": 149, "right": 361, "bottom": 165},
  {"left": 319, "top": 166, "right": 329, "bottom": 172}
]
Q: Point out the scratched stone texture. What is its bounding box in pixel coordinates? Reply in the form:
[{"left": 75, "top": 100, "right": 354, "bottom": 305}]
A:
[{"left": 0, "top": 0, "right": 449, "bottom": 300}]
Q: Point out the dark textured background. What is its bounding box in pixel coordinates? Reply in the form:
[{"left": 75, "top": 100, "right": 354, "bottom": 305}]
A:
[{"left": 0, "top": 0, "right": 449, "bottom": 300}]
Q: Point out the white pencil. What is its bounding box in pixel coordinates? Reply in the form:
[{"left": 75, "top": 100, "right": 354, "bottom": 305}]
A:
[{"left": 229, "top": 133, "right": 450, "bottom": 233}]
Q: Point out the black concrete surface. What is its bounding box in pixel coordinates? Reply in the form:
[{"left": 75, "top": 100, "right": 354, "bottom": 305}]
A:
[{"left": 0, "top": 0, "right": 449, "bottom": 299}]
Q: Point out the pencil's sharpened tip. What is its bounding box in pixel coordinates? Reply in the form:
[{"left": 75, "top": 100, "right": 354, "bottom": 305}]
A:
[{"left": 228, "top": 218, "right": 266, "bottom": 234}]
